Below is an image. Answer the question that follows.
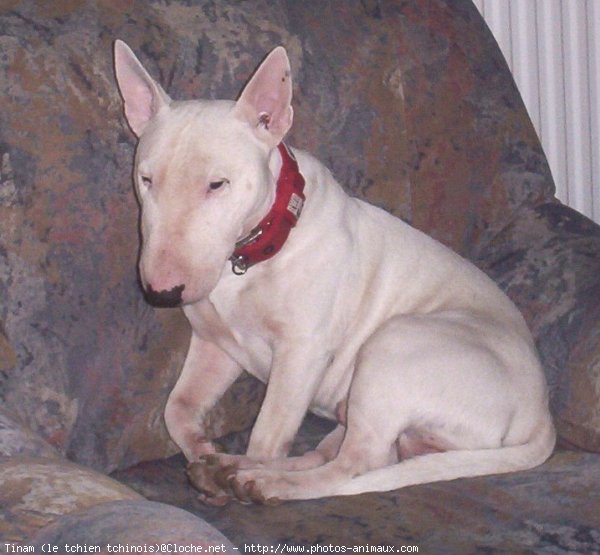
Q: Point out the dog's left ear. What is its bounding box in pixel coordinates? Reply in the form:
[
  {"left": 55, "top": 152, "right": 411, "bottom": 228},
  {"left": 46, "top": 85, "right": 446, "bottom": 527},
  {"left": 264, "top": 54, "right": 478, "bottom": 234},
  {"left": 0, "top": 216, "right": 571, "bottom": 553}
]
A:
[{"left": 234, "top": 46, "right": 293, "bottom": 147}]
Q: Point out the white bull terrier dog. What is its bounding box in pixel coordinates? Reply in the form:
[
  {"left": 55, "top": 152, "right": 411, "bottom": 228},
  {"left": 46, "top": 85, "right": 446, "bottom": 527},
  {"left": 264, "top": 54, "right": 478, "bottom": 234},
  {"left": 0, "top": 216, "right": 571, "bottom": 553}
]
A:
[{"left": 114, "top": 41, "right": 555, "bottom": 504}]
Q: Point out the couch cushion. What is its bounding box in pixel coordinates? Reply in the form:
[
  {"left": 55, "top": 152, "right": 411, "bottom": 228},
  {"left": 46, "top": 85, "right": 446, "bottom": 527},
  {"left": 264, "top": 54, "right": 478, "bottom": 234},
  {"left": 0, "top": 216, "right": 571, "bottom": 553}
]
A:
[
  {"left": 30, "top": 500, "right": 236, "bottom": 552},
  {"left": 0, "top": 456, "right": 142, "bottom": 542}
]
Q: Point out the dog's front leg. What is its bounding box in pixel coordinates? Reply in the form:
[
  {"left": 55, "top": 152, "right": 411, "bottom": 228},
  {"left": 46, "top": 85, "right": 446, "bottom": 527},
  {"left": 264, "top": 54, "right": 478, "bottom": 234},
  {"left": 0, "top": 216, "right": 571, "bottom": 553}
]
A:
[
  {"left": 164, "top": 332, "right": 242, "bottom": 462},
  {"left": 189, "top": 346, "right": 330, "bottom": 504},
  {"left": 247, "top": 347, "right": 331, "bottom": 460},
  {"left": 205, "top": 347, "right": 331, "bottom": 504}
]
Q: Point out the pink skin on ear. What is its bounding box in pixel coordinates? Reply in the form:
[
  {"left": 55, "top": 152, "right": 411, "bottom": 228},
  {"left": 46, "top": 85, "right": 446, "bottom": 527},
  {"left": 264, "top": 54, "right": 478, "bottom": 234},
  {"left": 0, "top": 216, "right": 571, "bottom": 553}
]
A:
[
  {"left": 114, "top": 40, "right": 171, "bottom": 137},
  {"left": 234, "top": 46, "right": 294, "bottom": 146}
]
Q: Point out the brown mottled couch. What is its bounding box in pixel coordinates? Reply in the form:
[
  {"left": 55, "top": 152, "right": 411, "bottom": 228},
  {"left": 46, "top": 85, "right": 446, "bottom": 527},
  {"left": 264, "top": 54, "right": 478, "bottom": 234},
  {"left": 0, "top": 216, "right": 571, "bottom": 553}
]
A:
[{"left": 2, "top": 0, "right": 600, "bottom": 552}]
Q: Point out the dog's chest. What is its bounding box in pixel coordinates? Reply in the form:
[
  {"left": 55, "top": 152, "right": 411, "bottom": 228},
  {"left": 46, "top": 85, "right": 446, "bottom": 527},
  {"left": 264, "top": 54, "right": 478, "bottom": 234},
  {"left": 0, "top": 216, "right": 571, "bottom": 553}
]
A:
[{"left": 186, "top": 274, "right": 286, "bottom": 382}]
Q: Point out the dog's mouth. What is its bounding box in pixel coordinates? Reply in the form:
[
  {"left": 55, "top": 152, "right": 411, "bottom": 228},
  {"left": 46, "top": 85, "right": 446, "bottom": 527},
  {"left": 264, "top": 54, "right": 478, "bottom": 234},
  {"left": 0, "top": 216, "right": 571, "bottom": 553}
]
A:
[{"left": 143, "top": 284, "right": 186, "bottom": 308}]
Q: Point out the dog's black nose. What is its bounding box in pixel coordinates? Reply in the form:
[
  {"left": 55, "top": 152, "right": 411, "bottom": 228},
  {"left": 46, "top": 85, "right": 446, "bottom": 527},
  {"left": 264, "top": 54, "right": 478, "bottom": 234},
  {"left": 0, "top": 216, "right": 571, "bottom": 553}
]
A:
[{"left": 143, "top": 284, "right": 185, "bottom": 308}]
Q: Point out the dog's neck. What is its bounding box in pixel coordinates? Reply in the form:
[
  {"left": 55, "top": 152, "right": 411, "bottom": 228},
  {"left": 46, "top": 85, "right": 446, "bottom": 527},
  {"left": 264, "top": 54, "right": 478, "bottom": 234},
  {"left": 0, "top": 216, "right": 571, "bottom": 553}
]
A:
[{"left": 229, "top": 143, "right": 306, "bottom": 275}]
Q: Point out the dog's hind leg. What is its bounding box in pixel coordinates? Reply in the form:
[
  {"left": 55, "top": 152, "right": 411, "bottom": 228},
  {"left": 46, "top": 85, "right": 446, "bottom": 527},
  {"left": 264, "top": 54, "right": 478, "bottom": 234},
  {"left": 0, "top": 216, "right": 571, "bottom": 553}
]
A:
[
  {"left": 333, "top": 419, "right": 556, "bottom": 497},
  {"left": 255, "top": 424, "right": 346, "bottom": 471}
]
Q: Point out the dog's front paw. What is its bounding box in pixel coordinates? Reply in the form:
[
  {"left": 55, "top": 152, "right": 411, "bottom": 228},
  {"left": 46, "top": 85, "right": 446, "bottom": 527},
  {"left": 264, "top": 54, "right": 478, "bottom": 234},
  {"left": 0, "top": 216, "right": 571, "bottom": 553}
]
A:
[{"left": 186, "top": 456, "right": 236, "bottom": 506}]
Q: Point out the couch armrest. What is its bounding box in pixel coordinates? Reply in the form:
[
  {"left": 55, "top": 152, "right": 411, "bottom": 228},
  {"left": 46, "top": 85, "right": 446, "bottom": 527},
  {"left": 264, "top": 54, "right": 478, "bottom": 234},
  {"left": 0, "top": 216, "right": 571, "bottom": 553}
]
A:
[{"left": 477, "top": 201, "right": 600, "bottom": 451}]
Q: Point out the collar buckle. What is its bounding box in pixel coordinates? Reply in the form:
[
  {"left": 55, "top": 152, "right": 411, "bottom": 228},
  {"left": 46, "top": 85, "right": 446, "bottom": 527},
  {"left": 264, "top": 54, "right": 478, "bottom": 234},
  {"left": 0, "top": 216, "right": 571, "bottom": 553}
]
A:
[{"left": 234, "top": 226, "right": 263, "bottom": 250}]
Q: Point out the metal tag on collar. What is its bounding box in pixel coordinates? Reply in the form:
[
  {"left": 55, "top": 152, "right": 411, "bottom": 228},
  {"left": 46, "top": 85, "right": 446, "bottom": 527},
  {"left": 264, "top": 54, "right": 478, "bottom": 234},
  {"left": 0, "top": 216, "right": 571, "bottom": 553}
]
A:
[
  {"left": 287, "top": 192, "right": 304, "bottom": 219},
  {"left": 230, "top": 254, "right": 249, "bottom": 275}
]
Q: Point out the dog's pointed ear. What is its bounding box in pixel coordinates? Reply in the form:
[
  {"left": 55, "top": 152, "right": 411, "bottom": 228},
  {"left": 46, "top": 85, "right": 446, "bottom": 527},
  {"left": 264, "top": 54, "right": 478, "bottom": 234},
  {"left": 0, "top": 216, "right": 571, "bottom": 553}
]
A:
[
  {"left": 234, "top": 46, "right": 293, "bottom": 147},
  {"left": 113, "top": 39, "right": 171, "bottom": 137}
]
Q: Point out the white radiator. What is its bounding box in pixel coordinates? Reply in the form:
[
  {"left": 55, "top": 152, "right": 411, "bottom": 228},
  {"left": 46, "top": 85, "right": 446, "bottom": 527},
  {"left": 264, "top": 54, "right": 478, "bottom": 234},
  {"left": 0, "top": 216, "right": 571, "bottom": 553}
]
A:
[{"left": 472, "top": 0, "right": 600, "bottom": 223}]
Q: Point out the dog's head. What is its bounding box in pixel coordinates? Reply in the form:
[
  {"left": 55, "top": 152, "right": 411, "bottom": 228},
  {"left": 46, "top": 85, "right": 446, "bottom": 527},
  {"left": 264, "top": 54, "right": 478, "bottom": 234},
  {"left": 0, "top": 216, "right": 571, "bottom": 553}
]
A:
[{"left": 114, "top": 41, "right": 294, "bottom": 306}]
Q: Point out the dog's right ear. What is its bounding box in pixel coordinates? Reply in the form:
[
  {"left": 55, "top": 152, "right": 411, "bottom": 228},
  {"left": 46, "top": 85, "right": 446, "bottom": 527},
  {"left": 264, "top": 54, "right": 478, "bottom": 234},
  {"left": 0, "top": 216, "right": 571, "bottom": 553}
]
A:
[
  {"left": 113, "top": 40, "right": 171, "bottom": 137},
  {"left": 234, "top": 46, "right": 293, "bottom": 148}
]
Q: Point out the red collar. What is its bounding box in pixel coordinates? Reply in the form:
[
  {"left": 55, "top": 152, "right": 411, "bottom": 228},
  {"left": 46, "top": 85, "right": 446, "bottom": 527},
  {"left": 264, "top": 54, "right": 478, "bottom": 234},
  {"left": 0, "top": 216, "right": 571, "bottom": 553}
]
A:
[{"left": 230, "top": 143, "right": 305, "bottom": 275}]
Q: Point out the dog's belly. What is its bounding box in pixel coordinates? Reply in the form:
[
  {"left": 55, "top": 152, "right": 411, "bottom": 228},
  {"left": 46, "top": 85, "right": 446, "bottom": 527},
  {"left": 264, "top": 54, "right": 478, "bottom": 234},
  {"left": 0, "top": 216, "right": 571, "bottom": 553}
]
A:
[{"left": 308, "top": 356, "right": 355, "bottom": 420}]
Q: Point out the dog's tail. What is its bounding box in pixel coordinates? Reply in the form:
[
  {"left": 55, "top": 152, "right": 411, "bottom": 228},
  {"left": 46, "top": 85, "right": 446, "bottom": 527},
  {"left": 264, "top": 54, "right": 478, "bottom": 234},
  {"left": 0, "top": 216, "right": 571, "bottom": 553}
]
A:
[{"left": 334, "top": 417, "right": 556, "bottom": 497}]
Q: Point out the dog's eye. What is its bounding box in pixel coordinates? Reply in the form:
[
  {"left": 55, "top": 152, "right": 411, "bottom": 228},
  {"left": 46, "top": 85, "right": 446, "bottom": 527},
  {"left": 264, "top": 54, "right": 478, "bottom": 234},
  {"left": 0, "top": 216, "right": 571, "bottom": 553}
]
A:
[
  {"left": 209, "top": 179, "right": 229, "bottom": 191},
  {"left": 140, "top": 176, "right": 152, "bottom": 188}
]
